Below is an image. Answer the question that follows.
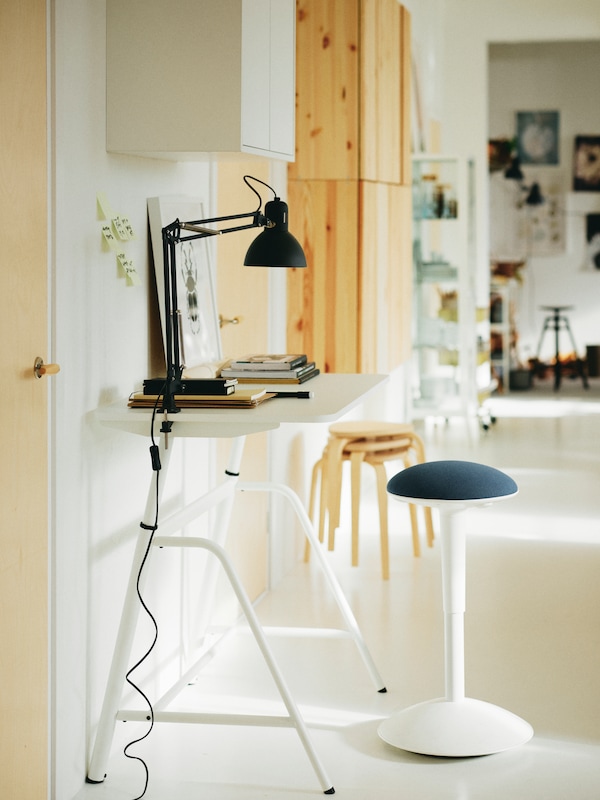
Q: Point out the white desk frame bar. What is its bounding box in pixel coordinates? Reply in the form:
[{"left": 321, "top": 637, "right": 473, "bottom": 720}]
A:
[{"left": 87, "top": 427, "right": 385, "bottom": 793}]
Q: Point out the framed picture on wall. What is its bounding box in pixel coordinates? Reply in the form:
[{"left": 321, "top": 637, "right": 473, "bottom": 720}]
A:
[
  {"left": 147, "top": 196, "right": 223, "bottom": 378},
  {"left": 516, "top": 111, "right": 560, "bottom": 165},
  {"left": 573, "top": 136, "right": 600, "bottom": 191},
  {"left": 586, "top": 214, "right": 600, "bottom": 269}
]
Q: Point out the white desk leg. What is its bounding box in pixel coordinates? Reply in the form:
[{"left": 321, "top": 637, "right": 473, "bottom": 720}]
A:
[
  {"left": 238, "top": 481, "right": 386, "bottom": 692},
  {"left": 87, "top": 437, "right": 173, "bottom": 783},
  {"left": 155, "top": 535, "right": 335, "bottom": 795},
  {"left": 189, "top": 436, "right": 246, "bottom": 645}
]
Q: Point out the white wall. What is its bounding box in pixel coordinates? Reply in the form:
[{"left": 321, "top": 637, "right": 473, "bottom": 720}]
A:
[
  {"left": 51, "top": 3, "right": 224, "bottom": 797},
  {"left": 437, "top": 0, "right": 600, "bottom": 352},
  {"left": 489, "top": 40, "right": 600, "bottom": 364}
]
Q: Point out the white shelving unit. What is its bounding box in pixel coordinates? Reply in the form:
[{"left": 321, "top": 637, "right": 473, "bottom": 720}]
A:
[{"left": 411, "top": 155, "right": 492, "bottom": 427}]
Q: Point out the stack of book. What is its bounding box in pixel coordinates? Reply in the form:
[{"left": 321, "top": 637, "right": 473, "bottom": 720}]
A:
[
  {"left": 220, "top": 354, "right": 319, "bottom": 384},
  {"left": 142, "top": 377, "right": 238, "bottom": 396},
  {"left": 129, "top": 386, "right": 273, "bottom": 409}
]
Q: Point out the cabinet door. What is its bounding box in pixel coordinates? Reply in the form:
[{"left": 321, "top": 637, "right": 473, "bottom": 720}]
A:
[
  {"left": 287, "top": 180, "right": 359, "bottom": 372},
  {"left": 359, "top": 182, "right": 412, "bottom": 372},
  {"left": 107, "top": 0, "right": 295, "bottom": 161},
  {"left": 1, "top": 1, "right": 49, "bottom": 795},
  {"left": 360, "top": 0, "right": 404, "bottom": 184},
  {"left": 241, "top": 0, "right": 295, "bottom": 160},
  {"left": 288, "top": 0, "right": 359, "bottom": 181},
  {"left": 242, "top": 0, "right": 271, "bottom": 154},
  {"left": 216, "top": 160, "right": 270, "bottom": 602}
]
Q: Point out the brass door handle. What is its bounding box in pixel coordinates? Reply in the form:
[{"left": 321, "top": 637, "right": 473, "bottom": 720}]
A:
[
  {"left": 34, "top": 357, "right": 61, "bottom": 379},
  {"left": 219, "top": 314, "right": 243, "bottom": 328}
]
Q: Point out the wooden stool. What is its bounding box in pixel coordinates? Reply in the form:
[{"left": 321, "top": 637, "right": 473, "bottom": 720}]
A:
[{"left": 305, "top": 422, "right": 435, "bottom": 579}]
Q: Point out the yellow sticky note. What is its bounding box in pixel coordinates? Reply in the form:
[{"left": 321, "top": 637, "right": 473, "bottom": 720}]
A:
[
  {"left": 97, "top": 192, "right": 115, "bottom": 221},
  {"left": 112, "top": 216, "right": 129, "bottom": 241},
  {"left": 124, "top": 261, "right": 141, "bottom": 286},
  {"left": 120, "top": 216, "right": 136, "bottom": 239},
  {"left": 117, "top": 252, "right": 141, "bottom": 285},
  {"left": 102, "top": 224, "right": 119, "bottom": 251}
]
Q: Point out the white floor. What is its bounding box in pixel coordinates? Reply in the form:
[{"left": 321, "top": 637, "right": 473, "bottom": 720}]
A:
[{"left": 76, "top": 378, "right": 600, "bottom": 799}]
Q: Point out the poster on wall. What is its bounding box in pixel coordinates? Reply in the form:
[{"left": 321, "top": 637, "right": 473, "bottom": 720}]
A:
[
  {"left": 147, "top": 196, "right": 223, "bottom": 378},
  {"left": 516, "top": 111, "right": 560, "bottom": 165},
  {"left": 586, "top": 214, "right": 600, "bottom": 269},
  {"left": 573, "top": 136, "right": 600, "bottom": 191},
  {"left": 515, "top": 177, "right": 565, "bottom": 256}
]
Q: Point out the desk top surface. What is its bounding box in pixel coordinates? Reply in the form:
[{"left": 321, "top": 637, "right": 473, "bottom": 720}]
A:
[{"left": 96, "top": 373, "right": 389, "bottom": 438}]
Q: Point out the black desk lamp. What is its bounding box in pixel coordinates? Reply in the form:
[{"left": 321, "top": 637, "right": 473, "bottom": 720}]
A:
[
  {"left": 158, "top": 175, "right": 306, "bottom": 413},
  {"left": 504, "top": 156, "right": 544, "bottom": 207}
]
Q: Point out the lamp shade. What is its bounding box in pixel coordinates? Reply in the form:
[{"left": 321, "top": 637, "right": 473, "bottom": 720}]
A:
[
  {"left": 504, "top": 156, "right": 524, "bottom": 181},
  {"left": 524, "top": 182, "right": 543, "bottom": 205},
  {"left": 244, "top": 198, "right": 307, "bottom": 268}
]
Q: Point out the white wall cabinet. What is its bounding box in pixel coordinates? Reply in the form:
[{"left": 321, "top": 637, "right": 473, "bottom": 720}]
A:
[
  {"left": 411, "top": 155, "right": 492, "bottom": 425},
  {"left": 106, "top": 0, "right": 295, "bottom": 161}
]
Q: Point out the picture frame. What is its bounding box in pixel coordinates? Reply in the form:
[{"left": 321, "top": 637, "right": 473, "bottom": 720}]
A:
[
  {"left": 516, "top": 111, "right": 559, "bottom": 165},
  {"left": 573, "top": 136, "right": 600, "bottom": 191},
  {"left": 147, "top": 196, "right": 223, "bottom": 377}
]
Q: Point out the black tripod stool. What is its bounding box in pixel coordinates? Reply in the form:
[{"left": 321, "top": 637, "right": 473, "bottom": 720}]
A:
[{"left": 535, "top": 305, "right": 589, "bottom": 391}]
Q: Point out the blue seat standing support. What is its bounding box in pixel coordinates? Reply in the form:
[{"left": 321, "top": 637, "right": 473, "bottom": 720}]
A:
[{"left": 378, "top": 460, "right": 534, "bottom": 758}]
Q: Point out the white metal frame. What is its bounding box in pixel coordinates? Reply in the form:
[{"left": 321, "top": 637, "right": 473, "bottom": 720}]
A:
[{"left": 87, "top": 375, "right": 387, "bottom": 793}]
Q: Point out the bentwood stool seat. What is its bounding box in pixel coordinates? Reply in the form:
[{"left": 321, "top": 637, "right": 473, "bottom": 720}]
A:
[
  {"left": 378, "top": 460, "right": 533, "bottom": 757},
  {"left": 305, "top": 421, "right": 434, "bottom": 579}
]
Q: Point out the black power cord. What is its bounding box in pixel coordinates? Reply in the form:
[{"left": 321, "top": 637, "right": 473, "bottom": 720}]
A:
[{"left": 122, "top": 394, "right": 164, "bottom": 799}]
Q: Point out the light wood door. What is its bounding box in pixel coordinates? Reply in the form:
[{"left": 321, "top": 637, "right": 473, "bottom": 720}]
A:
[
  {"left": 215, "top": 161, "right": 270, "bottom": 602},
  {"left": 0, "top": 1, "right": 49, "bottom": 797}
]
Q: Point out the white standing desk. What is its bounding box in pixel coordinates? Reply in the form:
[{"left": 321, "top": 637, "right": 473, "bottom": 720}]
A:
[{"left": 87, "top": 374, "right": 388, "bottom": 795}]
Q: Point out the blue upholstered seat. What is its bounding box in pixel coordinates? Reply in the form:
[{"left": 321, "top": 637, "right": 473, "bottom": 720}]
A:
[{"left": 387, "top": 460, "right": 517, "bottom": 502}]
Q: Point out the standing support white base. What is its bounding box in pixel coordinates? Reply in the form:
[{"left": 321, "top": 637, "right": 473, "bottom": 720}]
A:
[{"left": 378, "top": 697, "right": 533, "bottom": 757}]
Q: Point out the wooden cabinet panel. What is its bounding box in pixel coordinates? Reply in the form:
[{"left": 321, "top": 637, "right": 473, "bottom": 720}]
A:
[
  {"left": 289, "top": 0, "right": 360, "bottom": 181},
  {"left": 360, "top": 0, "right": 402, "bottom": 183},
  {"left": 359, "top": 182, "right": 412, "bottom": 372},
  {"left": 287, "top": 180, "right": 359, "bottom": 372},
  {"left": 399, "top": 5, "right": 412, "bottom": 185},
  {"left": 288, "top": 0, "right": 412, "bottom": 374}
]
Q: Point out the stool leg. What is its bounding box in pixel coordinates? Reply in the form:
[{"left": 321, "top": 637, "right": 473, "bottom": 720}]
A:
[
  {"left": 563, "top": 316, "right": 590, "bottom": 389},
  {"left": 408, "top": 504, "right": 421, "bottom": 557},
  {"left": 373, "top": 462, "right": 390, "bottom": 579},
  {"left": 552, "top": 311, "right": 562, "bottom": 390},
  {"left": 349, "top": 452, "right": 364, "bottom": 567},
  {"left": 424, "top": 506, "right": 435, "bottom": 548},
  {"left": 327, "top": 437, "right": 348, "bottom": 549}
]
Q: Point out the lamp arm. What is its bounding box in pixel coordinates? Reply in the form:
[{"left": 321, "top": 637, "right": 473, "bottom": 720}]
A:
[{"left": 164, "top": 209, "right": 270, "bottom": 244}]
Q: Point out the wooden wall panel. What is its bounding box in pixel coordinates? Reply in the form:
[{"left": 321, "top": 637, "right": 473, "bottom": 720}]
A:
[
  {"left": 289, "top": 0, "right": 359, "bottom": 181},
  {"left": 287, "top": 180, "right": 359, "bottom": 372},
  {"left": 360, "top": 0, "right": 402, "bottom": 184}
]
